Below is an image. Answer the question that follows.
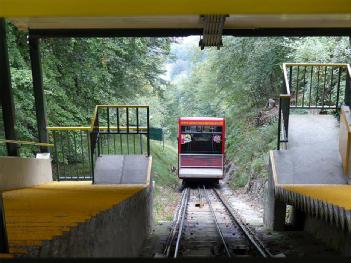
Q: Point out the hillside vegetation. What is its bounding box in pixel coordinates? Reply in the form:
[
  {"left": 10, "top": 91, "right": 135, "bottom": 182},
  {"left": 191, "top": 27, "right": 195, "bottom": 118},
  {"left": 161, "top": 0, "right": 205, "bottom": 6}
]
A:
[
  {"left": 150, "top": 141, "right": 180, "bottom": 221},
  {"left": 0, "top": 21, "right": 350, "bottom": 208},
  {"left": 163, "top": 36, "right": 350, "bottom": 194}
]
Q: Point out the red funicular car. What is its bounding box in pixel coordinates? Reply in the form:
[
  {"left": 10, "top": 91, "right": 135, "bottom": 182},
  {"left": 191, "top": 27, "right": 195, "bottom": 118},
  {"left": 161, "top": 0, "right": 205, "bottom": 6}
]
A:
[{"left": 178, "top": 117, "right": 225, "bottom": 181}]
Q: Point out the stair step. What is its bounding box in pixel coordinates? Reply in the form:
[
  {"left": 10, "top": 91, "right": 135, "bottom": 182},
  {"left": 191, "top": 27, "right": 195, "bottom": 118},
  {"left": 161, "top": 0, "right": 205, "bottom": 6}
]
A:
[{"left": 3, "top": 181, "right": 144, "bottom": 257}]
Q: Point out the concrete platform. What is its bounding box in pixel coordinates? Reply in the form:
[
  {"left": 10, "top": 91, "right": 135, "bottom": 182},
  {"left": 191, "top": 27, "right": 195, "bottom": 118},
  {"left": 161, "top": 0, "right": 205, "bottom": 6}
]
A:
[
  {"left": 94, "top": 155, "right": 150, "bottom": 184},
  {"left": 2, "top": 154, "right": 153, "bottom": 258},
  {"left": 276, "top": 185, "right": 351, "bottom": 230},
  {"left": 274, "top": 114, "right": 346, "bottom": 184},
  {"left": 265, "top": 113, "right": 351, "bottom": 254}
]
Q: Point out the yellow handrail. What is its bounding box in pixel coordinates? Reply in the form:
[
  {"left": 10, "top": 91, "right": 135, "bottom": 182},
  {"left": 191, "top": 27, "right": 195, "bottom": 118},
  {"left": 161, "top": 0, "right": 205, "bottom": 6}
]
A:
[
  {"left": 282, "top": 64, "right": 291, "bottom": 97},
  {"left": 0, "top": 140, "right": 54, "bottom": 147},
  {"left": 47, "top": 126, "right": 148, "bottom": 131},
  {"left": 47, "top": 105, "right": 149, "bottom": 132},
  {"left": 281, "top": 63, "right": 351, "bottom": 99},
  {"left": 284, "top": 63, "right": 350, "bottom": 67},
  {"left": 47, "top": 127, "right": 91, "bottom": 131},
  {"left": 89, "top": 105, "right": 148, "bottom": 128},
  {"left": 347, "top": 65, "right": 351, "bottom": 78}
]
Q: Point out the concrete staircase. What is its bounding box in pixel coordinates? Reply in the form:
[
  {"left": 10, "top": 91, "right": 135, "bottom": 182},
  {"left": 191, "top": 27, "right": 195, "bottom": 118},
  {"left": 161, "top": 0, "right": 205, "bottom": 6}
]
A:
[{"left": 2, "top": 182, "right": 144, "bottom": 257}]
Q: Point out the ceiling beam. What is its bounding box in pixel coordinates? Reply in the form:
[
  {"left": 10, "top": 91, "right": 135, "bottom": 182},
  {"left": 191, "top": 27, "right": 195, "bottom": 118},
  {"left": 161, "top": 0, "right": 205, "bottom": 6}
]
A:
[
  {"left": 2, "top": 0, "right": 351, "bottom": 17},
  {"left": 29, "top": 28, "right": 351, "bottom": 38}
]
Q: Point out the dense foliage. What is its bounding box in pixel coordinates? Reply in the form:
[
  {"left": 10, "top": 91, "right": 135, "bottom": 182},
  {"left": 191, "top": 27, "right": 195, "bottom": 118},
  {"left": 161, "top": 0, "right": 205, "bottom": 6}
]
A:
[
  {"left": 2, "top": 22, "right": 170, "bottom": 146},
  {"left": 163, "top": 36, "right": 350, "bottom": 188},
  {"left": 1, "top": 21, "right": 350, "bottom": 191}
]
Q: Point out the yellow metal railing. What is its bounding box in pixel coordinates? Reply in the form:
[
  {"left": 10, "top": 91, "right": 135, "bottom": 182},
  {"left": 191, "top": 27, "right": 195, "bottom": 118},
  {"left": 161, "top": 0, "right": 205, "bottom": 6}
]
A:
[
  {"left": 0, "top": 139, "right": 54, "bottom": 158},
  {"left": 47, "top": 126, "right": 147, "bottom": 132},
  {"left": 47, "top": 105, "right": 149, "bottom": 132},
  {"left": 278, "top": 63, "right": 351, "bottom": 150},
  {"left": 47, "top": 105, "right": 150, "bottom": 181},
  {"left": 283, "top": 63, "right": 351, "bottom": 98},
  {"left": 89, "top": 105, "right": 148, "bottom": 130},
  {"left": 0, "top": 139, "right": 53, "bottom": 148}
]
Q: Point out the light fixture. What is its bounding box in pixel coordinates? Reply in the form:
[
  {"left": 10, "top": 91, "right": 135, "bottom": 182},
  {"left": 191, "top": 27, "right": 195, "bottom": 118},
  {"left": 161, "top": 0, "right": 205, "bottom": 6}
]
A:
[{"left": 199, "top": 15, "right": 228, "bottom": 50}]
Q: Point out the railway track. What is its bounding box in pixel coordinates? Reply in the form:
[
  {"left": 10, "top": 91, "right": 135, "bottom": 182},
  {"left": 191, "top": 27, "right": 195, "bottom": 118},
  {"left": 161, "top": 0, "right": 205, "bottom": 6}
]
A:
[{"left": 162, "top": 185, "right": 272, "bottom": 258}]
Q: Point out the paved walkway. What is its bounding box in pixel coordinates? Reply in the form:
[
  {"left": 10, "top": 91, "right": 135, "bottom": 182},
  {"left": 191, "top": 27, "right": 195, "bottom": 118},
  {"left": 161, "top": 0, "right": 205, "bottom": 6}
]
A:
[
  {"left": 274, "top": 114, "right": 346, "bottom": 184},
  {"left": 94, "top": 155, "right": 149, "bottom": 184}
]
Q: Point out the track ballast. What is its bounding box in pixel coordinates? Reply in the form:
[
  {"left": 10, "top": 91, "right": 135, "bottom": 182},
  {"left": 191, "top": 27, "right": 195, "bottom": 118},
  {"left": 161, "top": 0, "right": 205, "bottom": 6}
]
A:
[{"left": 162, "top": 185, "right": 271, "bottom": 258}]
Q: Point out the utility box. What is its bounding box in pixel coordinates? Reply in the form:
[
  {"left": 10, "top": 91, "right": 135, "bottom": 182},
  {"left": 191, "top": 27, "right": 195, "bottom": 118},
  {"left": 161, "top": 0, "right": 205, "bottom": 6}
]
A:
[{"left": 339, "top": 106, "right": 351, "bottom": 184}]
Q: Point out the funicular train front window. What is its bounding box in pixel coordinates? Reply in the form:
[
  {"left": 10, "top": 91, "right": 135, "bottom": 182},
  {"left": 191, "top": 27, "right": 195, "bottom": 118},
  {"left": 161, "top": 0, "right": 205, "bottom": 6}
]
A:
[{"left": 180, "top": 125, "right": 222, "bottom": 154}]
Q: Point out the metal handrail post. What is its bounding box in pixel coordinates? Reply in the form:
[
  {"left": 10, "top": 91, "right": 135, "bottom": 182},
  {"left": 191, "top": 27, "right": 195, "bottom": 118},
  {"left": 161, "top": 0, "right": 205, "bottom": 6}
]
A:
[
  {"left": 346, "top": 70, "right": 351, "bottom": 107},
  {"left": 0, "top": 194, "right": 9, "bottom": 253},
  {"left": 90, "top": 132, "right": 95, "bottom": 184},
  {"left": 147, "top": 107, "right": 150, "bottom": 156},
  {"left": 277, "top": 98, "right": 282, "bottom": 150}
]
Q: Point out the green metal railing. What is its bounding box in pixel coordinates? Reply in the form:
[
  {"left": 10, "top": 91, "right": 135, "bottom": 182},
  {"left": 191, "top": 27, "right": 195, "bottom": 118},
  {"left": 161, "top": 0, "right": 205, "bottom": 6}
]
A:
[
  {"left": 49, "top": 130, "right": 91, "bottom": 181},
  {"left": 90, "top": 105, "right": 150, "bottom": 183},
  {"left": 277, "top": 63, "right": 351, "bottom": 150},
  {"left": 48, "top": 105, "right": 150, "bottom": 181}
]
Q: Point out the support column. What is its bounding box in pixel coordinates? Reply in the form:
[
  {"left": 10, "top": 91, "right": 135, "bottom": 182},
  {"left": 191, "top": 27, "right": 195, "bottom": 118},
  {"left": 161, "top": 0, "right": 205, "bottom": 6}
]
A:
[
  {"left": 0, "top": 18, "right": 18, "bottom": 156},
  {"left": 28, "top": 36, "right": 49, "bottom": 153}
]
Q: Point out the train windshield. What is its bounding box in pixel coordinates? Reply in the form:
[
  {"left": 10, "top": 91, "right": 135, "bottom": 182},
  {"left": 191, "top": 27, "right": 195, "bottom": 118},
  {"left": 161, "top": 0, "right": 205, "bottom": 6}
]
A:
[{"left": 180, "top": 125, "right": 222, "bottom": 154}]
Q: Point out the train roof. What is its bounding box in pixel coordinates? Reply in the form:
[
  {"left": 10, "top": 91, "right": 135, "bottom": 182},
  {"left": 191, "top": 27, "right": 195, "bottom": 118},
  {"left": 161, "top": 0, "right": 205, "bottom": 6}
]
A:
[
  {"left": 179, "top": 117, "right": 224, "bottom": 121},
  {"left": 179, "top": 117, "right": 225, "bottom": 124}
]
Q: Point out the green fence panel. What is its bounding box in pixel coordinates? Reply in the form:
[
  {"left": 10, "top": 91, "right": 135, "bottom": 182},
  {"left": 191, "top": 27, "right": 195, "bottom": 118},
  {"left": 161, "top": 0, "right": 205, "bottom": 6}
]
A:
[{"left": 149, "top": 127, "right": 163, "bottom": 141}]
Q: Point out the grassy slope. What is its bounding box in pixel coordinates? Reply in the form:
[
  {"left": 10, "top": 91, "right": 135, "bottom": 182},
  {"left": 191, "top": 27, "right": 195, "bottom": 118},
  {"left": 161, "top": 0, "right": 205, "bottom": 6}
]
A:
[
  {"left": 225, "top": 108, "right": 277, "bottom": 189},
  {"left": 150, "top": 140, "right": 181, "bottom": 221},
  {"left": 150, "top": 107, "right": 277, "bottom": 221}
]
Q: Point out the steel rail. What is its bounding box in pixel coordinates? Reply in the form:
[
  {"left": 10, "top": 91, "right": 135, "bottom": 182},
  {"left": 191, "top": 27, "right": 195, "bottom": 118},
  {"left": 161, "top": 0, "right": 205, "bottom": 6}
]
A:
[
  {"left": 163, "top": 188, "right": 187, "bottom": 257},
  {"left": 203, "top": 186, "right": 231, "bottom": 258},
  {"left": 213, "top": 188, "right": 271, "bottom": 257},
  {"left": 197, "top": 186, "right": 202, "bottom": 205},
  {"left": 173, "top": 187, "right": 190, "bottom": 258}
]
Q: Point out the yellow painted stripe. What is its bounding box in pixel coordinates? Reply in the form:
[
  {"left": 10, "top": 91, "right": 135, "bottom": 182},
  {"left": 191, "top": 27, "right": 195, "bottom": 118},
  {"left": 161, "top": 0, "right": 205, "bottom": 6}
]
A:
[
  {"left": 9, "top": 240, "right": 42, "bottom": 247},
  {"left": 0, "top": 253, "right": 14, "bottom": 259},
  {"left": 3, "top": 181, "right": 145, "bottom": 252},
  {"left": 281, "top": 184, "right": 351, "bottom": 210},
  {"left": 9, "top": 248, "right": 28, "bottom": 255},
  {"left": 1, "top": 0, "right": 351, "bottom": 17}
]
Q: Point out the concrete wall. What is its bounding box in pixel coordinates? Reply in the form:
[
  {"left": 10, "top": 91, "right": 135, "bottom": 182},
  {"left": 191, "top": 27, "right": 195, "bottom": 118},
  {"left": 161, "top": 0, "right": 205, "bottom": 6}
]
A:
[
  {"left": 304, "top": 215, "right": 351, "bottom": 256},
  {"left": 339, "top": 106, "right": 351, "bottom": 184},
  {"left": 32, "top": 184, "right": 153, "bottom": 257},
  {"left": 0, "top": 156, "right": 52, "bottom": 191},
  {"left": 263, "top": 154, "right": 286, "bottom": 231}
]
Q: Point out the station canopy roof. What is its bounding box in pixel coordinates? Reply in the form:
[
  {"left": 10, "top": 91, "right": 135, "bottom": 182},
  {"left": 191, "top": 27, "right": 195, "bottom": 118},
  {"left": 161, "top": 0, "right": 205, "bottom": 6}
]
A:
[{"left": 1, "top": 0, "right": 351, "bottom": 34}]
